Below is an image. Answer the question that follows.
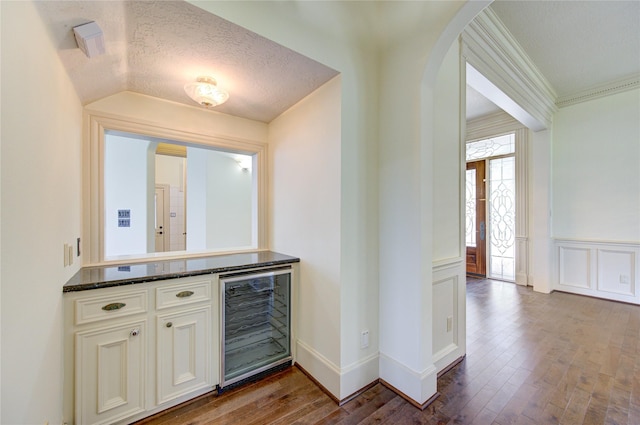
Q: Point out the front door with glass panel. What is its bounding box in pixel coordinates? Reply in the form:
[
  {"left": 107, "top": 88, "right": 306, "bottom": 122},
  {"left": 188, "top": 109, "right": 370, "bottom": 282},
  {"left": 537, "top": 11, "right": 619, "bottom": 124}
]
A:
[
  {"left": 466, "top": 161, "right": 486, "bottom": 276},
  {"left": 466, "top": 134, "right": 517, "bottom": 281}
]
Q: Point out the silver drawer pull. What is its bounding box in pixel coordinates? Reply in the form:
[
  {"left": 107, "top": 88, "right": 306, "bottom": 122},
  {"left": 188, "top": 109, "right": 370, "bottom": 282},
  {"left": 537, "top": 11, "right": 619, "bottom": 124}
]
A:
[
  {"left": 176, "top": 291, "right": 194, "bottom": 298},
  {"left": 102, "top": 302, "right": 126, "bottom": 311}
]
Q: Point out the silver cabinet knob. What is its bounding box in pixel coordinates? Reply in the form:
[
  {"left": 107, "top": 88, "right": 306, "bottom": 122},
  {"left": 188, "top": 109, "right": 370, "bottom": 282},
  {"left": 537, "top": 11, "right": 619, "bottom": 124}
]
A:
[
  {"left": 166, "top": 322, "right": 173, "bottom": 328},
  {"left": 130, "top": 328, "right": 140, "bottom": 337}
]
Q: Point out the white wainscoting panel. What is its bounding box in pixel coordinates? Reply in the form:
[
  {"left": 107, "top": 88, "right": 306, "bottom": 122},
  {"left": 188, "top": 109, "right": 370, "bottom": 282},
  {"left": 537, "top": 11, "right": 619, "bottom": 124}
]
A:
[
  {"left": 554, "top": 239, "right": 639, "bottom": 304},
  {"left": 432, "top": 259, "right": 466, "bottom": 373},
  {"left": 597, "top": 249, "right": 636, "bottom": 297},
  {"left": 558, "top": 246, "right": 591, "bottom": 289}
]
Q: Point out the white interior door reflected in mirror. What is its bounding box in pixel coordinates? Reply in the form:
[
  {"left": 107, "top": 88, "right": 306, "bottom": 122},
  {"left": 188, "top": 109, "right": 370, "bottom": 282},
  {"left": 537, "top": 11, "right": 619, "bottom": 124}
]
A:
[{"left": 154, "top": 185, "right": 169, "bottom": 252}]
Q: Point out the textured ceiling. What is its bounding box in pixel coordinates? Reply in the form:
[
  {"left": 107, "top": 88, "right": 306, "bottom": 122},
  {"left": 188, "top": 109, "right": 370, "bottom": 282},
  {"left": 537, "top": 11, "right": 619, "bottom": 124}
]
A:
[
  {"left": 35, "top": 1, "right": 638, "bottom": 123},
  {"left": 490, "top": 0, "right": 640, "bottom": 97},
  {"left": 467, "top": 0, "right": 640, "bottom": 120},
  {"left": 34, "top": 1, "right": 339, "bottom": 123}
]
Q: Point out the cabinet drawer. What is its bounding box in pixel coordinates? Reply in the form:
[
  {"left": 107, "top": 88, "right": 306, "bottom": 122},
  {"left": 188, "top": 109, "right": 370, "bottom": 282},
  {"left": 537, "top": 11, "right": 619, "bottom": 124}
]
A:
[
  {"left": 75, "top": 291, "right": 148, "bottom": 325},
  {"left": 156, "top": 280, "right": 211, "bottom": 310}
]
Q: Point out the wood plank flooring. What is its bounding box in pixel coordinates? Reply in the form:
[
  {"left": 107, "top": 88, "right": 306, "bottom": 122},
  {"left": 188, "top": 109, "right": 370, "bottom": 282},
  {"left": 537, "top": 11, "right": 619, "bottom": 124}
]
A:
[{"left": 136, "top": 278, "right": 640, "bottom": 424}]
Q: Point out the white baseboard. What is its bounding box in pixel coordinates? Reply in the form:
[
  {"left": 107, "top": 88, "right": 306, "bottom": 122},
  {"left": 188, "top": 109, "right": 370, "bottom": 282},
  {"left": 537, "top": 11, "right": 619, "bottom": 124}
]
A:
[
  {"left": 296, "top": 339, "right": 379, "bottom": 401},
  {"left": 339, "top": 352, "right": 380, "bottom": 400},
  {"left": 379, "top": 353, "right": 437, "bottom": 405},
  {"left": 295, "top": 339, "right": 341, "bottom": 398}
]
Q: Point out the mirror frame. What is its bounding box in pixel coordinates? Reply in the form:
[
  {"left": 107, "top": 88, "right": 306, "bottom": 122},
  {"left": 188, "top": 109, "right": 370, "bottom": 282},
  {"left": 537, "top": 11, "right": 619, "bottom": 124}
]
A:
[{"left": 83, "top": 111, "right": 268, "bottom": 265}]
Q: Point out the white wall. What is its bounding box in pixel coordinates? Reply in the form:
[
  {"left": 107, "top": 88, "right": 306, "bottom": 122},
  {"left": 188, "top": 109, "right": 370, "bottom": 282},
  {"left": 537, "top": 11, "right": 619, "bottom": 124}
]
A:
[
  {"left": 204, "top": 151, "right": 253, "bottom": 249},
  {"left": 156, "top": 154, "right": 185, "bottom": 188},
  {"left": 185, "top": 149, "right": 253, "bottom": 251},
  {"left": 1, "top": 2, "right": 83, "bottom": 423},
  {"left": 268, "top": 76, "right": 346, "bottom": 395},
  {"left": 431, "top": 41, "right": 466, "bottom": 372},
  {"left": 552, "top": 88, "right": 640, "bottom": 303},
  {"left": 433, "top": 42, "right": 463, "bottom": 263},
  {"left": 186, "top": 148, "right": 207, "bottom": 251},
  {"left": 104, "top": 134, "right": 155, "bottom": 257},
  {"left": 530, "top": 129, "right": 553, "bottom": 294},
  {"left": 552, "top": 88, "right": 640, "bottom": 242}
]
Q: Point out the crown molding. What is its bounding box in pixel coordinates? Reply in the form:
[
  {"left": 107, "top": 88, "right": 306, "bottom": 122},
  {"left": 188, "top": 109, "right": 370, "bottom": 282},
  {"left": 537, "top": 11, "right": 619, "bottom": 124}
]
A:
[
  {"left": 556, "top": 74, "right": 640, "bottom": 108},
  {"left": 462, "top": 8, "right": 557, "bottom": 130}
]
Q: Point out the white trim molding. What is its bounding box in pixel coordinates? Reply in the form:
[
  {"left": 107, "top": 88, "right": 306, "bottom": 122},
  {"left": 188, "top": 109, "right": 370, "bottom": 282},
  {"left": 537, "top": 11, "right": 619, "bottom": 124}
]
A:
[
  {"left": 295, "top": 339, "right": 379, "bottom": 402},
  {"left": 462, "top": 8, "right": 557, "bottom": 131},
  {"left": 514, "top": 128, "right": 529, "bottom": 286},
  {"left": 379, "top": 353, "right": 438, "bottom": 406},
  {"left": 295, "top": 339, "right": 341, "bottom": 398},
  {"left": 556, "top": 74, "right": 640, "bottom": 108},
  {"left": 554, "top": 239, "right": 640, "bottom": 304}
]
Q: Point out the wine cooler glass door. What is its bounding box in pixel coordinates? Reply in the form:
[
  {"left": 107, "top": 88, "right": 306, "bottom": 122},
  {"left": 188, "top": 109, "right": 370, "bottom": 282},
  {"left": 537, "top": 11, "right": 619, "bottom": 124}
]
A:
[{"left": 221, "top": 268, "right": 291, "bottom": 386}]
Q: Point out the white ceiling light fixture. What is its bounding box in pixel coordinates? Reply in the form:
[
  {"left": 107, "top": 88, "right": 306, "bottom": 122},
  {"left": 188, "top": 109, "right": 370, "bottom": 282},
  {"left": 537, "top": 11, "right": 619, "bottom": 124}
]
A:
[{"left": 184, "top": 76, "right": 229, "bottom": 108}]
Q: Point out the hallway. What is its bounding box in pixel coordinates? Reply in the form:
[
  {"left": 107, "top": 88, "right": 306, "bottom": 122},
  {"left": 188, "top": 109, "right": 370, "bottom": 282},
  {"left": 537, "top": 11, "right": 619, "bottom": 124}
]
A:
[{"left": 138, "top": 279, "right": 640, "bottom": 424}]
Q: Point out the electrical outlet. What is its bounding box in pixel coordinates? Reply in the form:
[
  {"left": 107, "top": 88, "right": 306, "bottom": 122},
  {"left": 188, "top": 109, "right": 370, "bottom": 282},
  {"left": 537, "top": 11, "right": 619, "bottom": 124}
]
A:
[
  {"left": 447, "top": 316, "right": 453, "bottom": 332},
  {"left": 63, "top": 243, "right": 69, "bottom": 267},
  {"left": 620, "top": 274, "right": 630, "bottom": 284},
  {"left": 361, "top": 329, "right": 369, "bottom": 349}
]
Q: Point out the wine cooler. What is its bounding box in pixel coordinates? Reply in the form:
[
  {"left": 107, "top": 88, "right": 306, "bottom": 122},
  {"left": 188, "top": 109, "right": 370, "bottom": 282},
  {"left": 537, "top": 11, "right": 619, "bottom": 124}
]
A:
[{"left": 220, "top": 267, "right": 292, "bottom": 388}]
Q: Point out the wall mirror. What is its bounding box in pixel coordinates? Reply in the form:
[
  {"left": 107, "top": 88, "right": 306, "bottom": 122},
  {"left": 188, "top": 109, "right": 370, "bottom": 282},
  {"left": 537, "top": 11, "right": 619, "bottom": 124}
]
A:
[{"left": 85, "top": 113, "right": 267, "bottom": 264}]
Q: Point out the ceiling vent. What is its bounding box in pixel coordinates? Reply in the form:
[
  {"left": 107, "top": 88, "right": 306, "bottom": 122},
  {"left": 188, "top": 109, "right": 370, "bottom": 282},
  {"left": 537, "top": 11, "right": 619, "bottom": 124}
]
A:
[{"left": 73, "top": 21, "right": 105, "bottom": 58}]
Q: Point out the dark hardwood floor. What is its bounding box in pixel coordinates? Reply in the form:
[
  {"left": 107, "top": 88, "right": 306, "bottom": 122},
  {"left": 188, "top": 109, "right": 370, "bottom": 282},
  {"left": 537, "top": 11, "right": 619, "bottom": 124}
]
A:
[{"left": 137, "top": 278, "right": 640, "bottom": 424}]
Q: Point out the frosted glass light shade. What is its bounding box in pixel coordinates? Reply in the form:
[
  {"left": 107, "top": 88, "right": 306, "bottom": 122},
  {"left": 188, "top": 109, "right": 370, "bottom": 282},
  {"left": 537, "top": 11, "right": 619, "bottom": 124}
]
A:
[{"left": 184, "top": 76, "right": 229, "bottom": 107}]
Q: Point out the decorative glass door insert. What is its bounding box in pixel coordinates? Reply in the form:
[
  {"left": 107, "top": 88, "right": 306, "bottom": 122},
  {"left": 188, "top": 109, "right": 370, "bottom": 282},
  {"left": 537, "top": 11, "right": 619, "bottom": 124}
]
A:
[{"left": 488, "top": 157, "right": 515, "bottom": 281}]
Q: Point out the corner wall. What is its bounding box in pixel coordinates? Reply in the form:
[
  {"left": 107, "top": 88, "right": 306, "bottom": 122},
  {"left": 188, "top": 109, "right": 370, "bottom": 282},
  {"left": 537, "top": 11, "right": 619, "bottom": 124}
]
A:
[
  {"left": 268, "top": 75, "right": 344, "bottom": 394},
  {"left": 1, "top": 2, "right": 83, "bottom": 423}
]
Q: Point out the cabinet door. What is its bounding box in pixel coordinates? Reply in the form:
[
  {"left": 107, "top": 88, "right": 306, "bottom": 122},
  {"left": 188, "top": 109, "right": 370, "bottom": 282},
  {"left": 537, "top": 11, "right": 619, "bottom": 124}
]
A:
[
  {"left": 157, "top": 306, "right": 211, "bottom": 404},
  {"left": 76, "top": 320, "right": 146, "bottom": 425}
]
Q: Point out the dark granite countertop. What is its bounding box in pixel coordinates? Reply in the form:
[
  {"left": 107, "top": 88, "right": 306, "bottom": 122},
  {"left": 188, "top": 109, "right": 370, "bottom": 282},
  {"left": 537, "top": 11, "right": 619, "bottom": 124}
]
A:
[{"left": 63, "top": 251, "right": 299, "bottom": 292}]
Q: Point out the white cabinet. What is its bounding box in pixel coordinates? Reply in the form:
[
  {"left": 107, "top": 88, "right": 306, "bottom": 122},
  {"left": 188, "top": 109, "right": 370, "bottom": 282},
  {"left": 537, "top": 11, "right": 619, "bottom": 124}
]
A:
[
  {"left": 76, "top": 320, "right": 147, "bottom": 425},
  {"left": 64, "top": 275, "right": 218, "bottom": 425},
  {"left": 63, "top": 263, "right": 296, "bottom": 425},
  {"left": 156, "top": 306, "right": 211, "bottom": 404}
]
